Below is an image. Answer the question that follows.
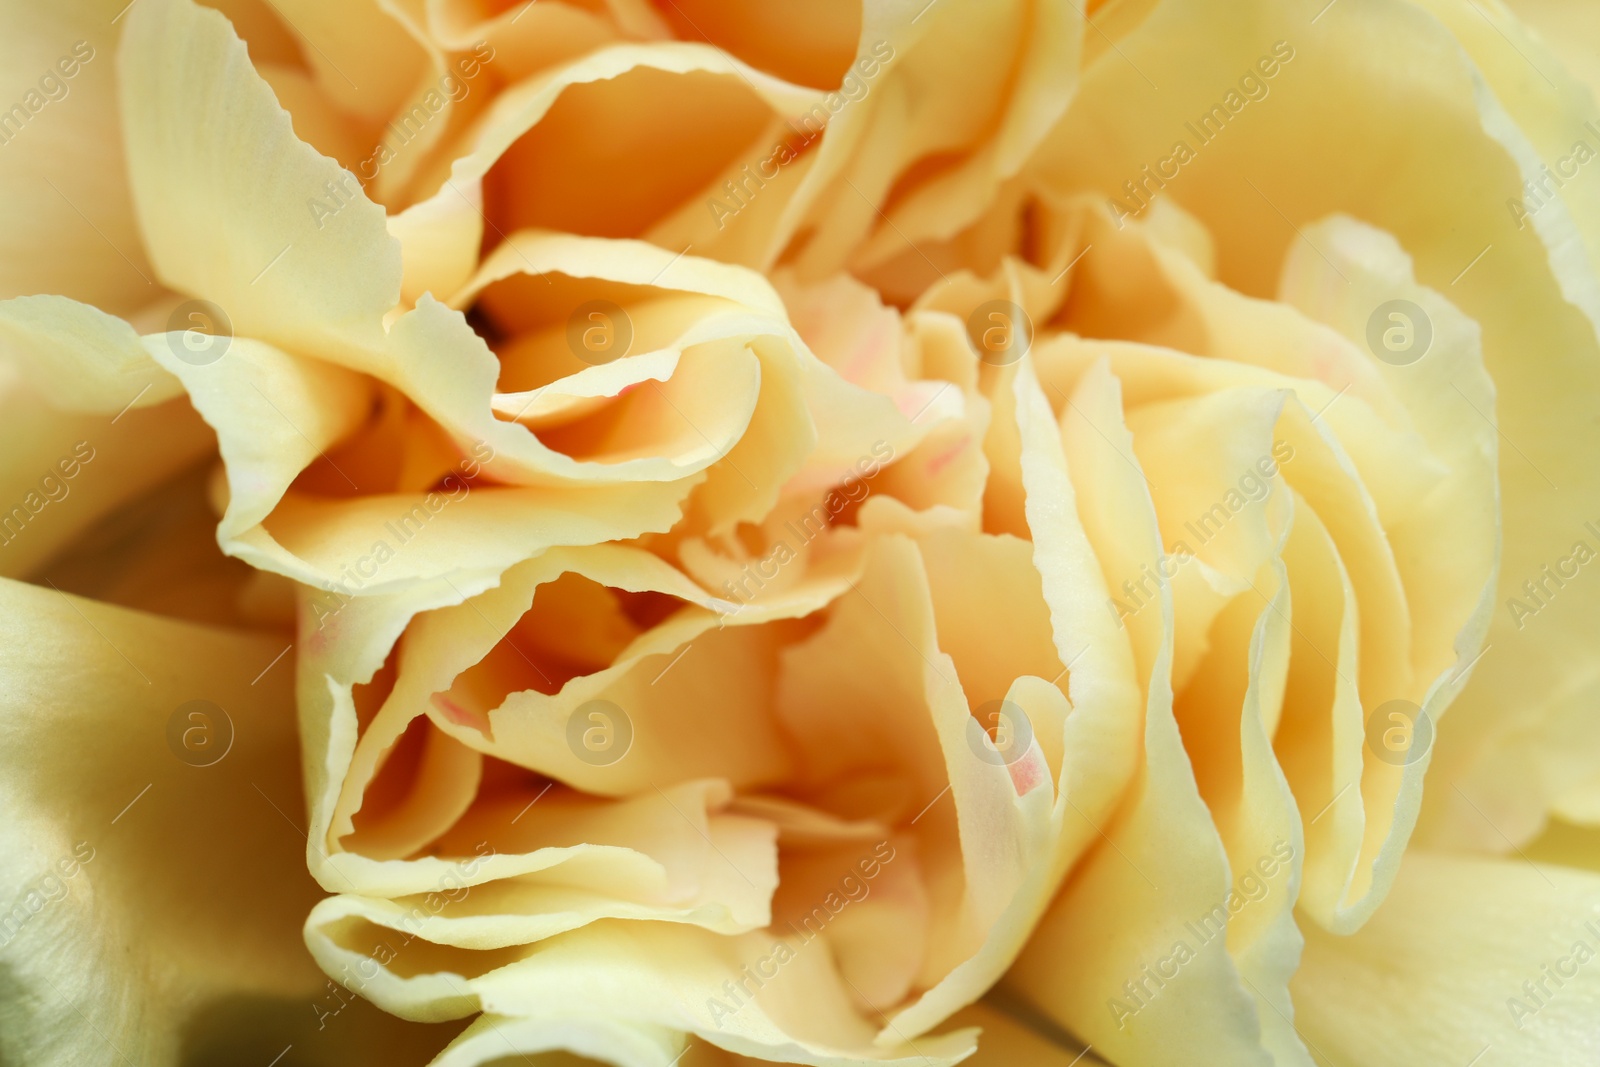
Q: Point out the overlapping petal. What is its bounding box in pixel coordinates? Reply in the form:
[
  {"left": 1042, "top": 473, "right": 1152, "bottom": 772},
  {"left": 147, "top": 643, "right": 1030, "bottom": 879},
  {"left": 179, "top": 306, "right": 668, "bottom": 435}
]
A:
[{"left": 4, "top": 1, "right": 1600, "bottom": 1066}]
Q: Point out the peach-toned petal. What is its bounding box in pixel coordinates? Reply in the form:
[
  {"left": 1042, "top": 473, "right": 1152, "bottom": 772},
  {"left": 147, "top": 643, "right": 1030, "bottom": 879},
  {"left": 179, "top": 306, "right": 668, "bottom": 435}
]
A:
[
  {"left": 0, "top": 577, "right": 458, "bottom": 1063},
  {"left": 1295, "top": 851, "right": 1600, "bottom": 1066},
  {"left": 0, "top": 1, "right": 153, "bottom": 313},
  {"left": 120, "top": 0, "right": 401, "bottom": 365},
  {"left": 1006, "top": 358, "right": 1272, "bottom": 1065}
]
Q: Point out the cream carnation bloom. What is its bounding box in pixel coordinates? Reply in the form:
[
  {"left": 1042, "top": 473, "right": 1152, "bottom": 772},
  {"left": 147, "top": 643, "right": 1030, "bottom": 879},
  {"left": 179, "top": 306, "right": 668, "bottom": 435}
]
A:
[{"left": 2, "top": 1, "right": 1600, "bottom": 1066}]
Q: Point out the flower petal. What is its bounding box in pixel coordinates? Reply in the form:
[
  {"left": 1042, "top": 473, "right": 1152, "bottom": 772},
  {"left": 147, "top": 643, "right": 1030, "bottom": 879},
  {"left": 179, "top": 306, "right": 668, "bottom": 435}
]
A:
[
  {"left": 120, "top": 0, "right": 401, "bottom": 364},
  {"left": 0, "top": 576, "right": 458, "bottom": 1063},
  {"left": 1294, "top": 850, "right": 1600, "bottom": 1066},
  {"left": 0, "top": 1, "right": 153, "bottom": 312}
]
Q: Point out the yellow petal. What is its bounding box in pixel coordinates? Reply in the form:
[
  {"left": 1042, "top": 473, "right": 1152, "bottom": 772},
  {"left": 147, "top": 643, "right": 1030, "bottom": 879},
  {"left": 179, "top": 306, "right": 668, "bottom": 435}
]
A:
[
  {"left": 0, "top": 296, "right": 214, "bottom": 579},
  {"left": 265, "top": 0, "right": 431, "bottom": 123},
  {"left": 0, "top": 1, "right": 154, "bottom": 313},
  {"left": 1006, "top": 358, "right": 1272, "bottom": 1065},
  {"left": 120, "top": 0, "right": 401, "bottom": 364},
  {"left": 0, "top": 577, "right": 458, "bottom": 1062},
  {"left": 1028, "top": 0, "right": 1599, "bottom": 860},
  {"left": 396, "top": 42, "right": 820, "bottom": 298},
  {"left": 1295, "top": 850, "right": 1600, "bottom": 1066}
]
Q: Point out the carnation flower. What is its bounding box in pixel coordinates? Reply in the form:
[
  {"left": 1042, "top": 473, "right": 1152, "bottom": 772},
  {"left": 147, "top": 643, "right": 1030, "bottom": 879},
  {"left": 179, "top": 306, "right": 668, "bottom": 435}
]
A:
[{"left": 2, "top": 1, "right": 1599, "bottom": 1066}]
